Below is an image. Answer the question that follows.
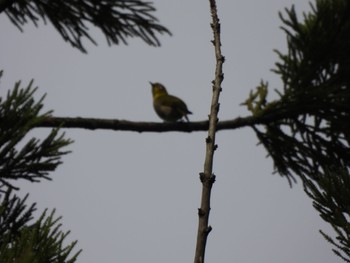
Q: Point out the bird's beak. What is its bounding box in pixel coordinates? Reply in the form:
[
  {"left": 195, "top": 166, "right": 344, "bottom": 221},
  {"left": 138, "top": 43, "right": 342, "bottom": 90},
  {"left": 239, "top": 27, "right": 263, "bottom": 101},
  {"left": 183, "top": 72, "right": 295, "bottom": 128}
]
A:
[{"left": 149, "top": 81, "right": 154, "bottom": 86}]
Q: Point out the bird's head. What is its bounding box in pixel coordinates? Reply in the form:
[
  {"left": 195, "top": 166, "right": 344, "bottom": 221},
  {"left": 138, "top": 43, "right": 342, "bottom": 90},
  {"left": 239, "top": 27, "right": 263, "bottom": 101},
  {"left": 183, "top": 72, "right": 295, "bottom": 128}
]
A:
[{"left": 150, "top": 82, "right": 168, "bottom": 98}]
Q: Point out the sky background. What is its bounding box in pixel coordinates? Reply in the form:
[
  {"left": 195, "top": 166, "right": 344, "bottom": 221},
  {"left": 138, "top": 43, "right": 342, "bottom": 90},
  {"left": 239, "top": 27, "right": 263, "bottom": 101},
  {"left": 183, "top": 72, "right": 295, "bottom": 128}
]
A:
[{"left": 0, "top": 1, "right": 342, "bottom": 263}]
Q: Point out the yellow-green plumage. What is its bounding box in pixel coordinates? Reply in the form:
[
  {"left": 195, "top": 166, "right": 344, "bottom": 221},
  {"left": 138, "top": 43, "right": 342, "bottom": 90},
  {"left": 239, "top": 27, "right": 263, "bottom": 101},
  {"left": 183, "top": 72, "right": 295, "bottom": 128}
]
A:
[{"left": 150, "top": 82, "right": 192, "bottom": 122}]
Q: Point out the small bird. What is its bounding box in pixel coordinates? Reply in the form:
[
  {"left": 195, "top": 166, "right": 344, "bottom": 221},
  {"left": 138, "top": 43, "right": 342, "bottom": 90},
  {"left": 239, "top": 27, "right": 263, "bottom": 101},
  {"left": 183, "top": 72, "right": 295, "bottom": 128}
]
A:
[{"left": 150, "top": 82, "right": 192, "bottom": 122}]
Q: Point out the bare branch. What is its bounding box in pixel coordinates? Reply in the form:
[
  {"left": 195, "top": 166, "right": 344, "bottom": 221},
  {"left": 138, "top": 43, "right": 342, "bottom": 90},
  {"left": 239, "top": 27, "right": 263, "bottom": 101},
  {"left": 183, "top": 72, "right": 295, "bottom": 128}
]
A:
[{"left": 194, "top": 1, "right": 224, "bottom": 263}]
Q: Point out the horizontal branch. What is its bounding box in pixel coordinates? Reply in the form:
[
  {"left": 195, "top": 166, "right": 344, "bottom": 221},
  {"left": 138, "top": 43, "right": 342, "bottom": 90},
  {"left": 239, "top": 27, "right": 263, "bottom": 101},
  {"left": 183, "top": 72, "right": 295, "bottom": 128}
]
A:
[
  {"left": 35, "top": 100, "right": 329, "bottom": 132},
  {"left": 35, "top": 110, "right": 294, "bottom": 132},
  {"left": 35, "top": 116, "right": 254, "bottom": 132}
]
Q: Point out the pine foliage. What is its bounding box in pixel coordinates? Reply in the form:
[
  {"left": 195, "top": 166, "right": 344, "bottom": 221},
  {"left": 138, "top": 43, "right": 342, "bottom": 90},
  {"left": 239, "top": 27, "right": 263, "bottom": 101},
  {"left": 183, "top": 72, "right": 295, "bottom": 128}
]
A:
[
  {"left": 0, "top": 71, "right": 79, "bottom": 262},
  {"left": 0, "top": 205, "right": 81, "bottom": 263},
  {"left": 0, "top": 72, "right": 72, "bottom": 191},
  {"left": 245, "top": 0, "right": 350, "bottom": 185},
  {"left": 0, "top": 0, "right": 172, "bottom": 53},
  {"left": 243, "top": 1, "right": 350, "bottom": 260},
  {"left": 304, "top": 168, "right": 350, "bottom": 262}
]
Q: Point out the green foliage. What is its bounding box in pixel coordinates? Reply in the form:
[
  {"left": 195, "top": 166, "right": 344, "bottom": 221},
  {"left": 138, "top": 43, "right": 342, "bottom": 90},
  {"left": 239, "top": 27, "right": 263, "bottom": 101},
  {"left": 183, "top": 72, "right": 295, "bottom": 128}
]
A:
[
  {"left": 0, "top": 71, "right": 79, "bottom": 262},
  {"left": 0, "top": 208, "right": 81, "bottom": 263},
  {"left": 244, "top": 0, "right": 350, "bottom": 184},
  {"left": 241, "top": 81, "right": 268, "bottom": 116},
  {"left": 0, "top": 190, "right": 35, "bottom": 242},
  {"left": 0, "top": 71, "right": 73, "bottom": 191},
  {"left": 242, "top": 0, "right": 350, "bottom": 260},
  {"left": 304, "top": 168, "right": 350, "bottom": 262},
  {"left": 1, "top": 0, "right": 171, "bottom": 53}
]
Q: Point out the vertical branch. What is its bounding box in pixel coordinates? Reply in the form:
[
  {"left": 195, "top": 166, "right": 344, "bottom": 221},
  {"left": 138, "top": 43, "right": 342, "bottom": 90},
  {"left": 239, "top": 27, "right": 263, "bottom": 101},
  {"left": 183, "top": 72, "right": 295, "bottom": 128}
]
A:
[{"left": 194, "top": 1, "right": 224, "bottom": 263}]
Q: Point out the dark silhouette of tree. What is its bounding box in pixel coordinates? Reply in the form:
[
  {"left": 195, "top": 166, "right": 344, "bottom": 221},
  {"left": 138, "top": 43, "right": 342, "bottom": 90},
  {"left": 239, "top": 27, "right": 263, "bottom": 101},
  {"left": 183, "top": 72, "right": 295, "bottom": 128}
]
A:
[{"left": 0, "top": 0, "right": 171, "bottom": 53}]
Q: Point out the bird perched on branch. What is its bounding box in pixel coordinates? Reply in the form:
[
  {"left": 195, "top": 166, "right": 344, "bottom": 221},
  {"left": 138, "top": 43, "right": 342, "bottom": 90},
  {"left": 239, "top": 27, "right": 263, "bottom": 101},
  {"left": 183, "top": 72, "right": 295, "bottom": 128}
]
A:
[{"left": 150, "top": 82, "right": 192, "bottom": 122}]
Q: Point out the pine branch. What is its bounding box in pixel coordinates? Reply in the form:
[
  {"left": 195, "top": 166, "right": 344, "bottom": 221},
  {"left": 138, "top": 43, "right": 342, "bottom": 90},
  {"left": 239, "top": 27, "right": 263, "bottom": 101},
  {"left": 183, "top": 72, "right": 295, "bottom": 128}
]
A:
[
  {"left": 2, "top": 0, "right": 171, "bottom": 53},
  {"left": 194, "top": 1, "right": 224, "bottom": 262},
  {"left": 244, "top": 0, "right": 350, "bottom": 185},
  {"left": 304, "top": 168, "right": 350, "bottom": 262},
  {"left": 0, "top": 190, "right": 36, "bottom": 243},
  {"left": 0, "top": 72, "right": 73, "bottom": 191},
  {"left": 0, "top": 208, "right": 81, "bottom": 263},
  {"left": 0, "top": 73, "right": 79, "bottom": 262},
  {"left": 244, "top": 1, "right": 350, "bottom": 260}
]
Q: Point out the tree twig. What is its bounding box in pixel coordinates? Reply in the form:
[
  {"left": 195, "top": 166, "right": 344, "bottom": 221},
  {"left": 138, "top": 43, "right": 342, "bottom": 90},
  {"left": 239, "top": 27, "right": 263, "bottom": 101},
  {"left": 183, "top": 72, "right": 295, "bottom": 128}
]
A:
[{"left": 194, "top": 1, "right": 224, "bottom": 263}]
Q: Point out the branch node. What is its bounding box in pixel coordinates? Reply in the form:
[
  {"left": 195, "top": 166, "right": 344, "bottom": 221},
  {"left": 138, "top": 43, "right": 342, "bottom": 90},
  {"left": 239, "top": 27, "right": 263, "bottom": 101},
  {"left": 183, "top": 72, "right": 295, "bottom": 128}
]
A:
[
  {"left": 205, "top": 136, "right": 212, "bottom": 143},
  {"left": 198, "top": 208, "right": 206, "bottom": 217},
  {"left": 217, "top": 20, "right": 221, "bottom": 28},
  {"left": 210, "top": 174, "right": 216, "bottom": 184},
  {"left": 205, "top": 225, "right": 213, "bottom": 235},
  {"left": 199, "top": 172, "right": 205, "bottom": 182},
  {"left": 216, "top": 103, "right": 220, "bottom": 113}
]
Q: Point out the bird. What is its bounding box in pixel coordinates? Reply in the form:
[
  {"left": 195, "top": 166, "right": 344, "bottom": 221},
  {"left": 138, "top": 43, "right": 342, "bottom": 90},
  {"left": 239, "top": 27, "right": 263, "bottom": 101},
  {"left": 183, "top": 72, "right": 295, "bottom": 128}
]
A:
[{"left": 150, "top": 82, "right": 192, "bottom": 122}]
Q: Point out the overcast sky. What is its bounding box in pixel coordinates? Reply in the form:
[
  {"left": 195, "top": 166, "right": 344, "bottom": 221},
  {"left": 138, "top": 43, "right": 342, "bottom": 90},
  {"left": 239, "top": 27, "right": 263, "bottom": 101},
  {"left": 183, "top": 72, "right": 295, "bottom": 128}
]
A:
[{"left": 0, "top": 1, "right": 342, "bottom": 263}]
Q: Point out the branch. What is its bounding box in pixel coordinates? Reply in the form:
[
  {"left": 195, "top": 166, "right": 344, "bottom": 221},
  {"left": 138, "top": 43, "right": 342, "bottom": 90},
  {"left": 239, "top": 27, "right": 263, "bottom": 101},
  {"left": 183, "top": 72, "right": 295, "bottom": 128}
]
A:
[
  {"left": 0, "top": 79, "right": 73, "bottom": 191},
  {"left": 3, "top": 0, "right": 171, "bottom": 53},
  {"left": 303, "top": 168, "right": 350, "bottom": 262},
  {"left": 253, "top": 0, "right": 350, "bottom": 184},
  {"left": 0, "top": 208, "right": 81, "bottom": 263},
  {"left": 0, "top": 190, "right": 36, "bottom": 240},
  {"left": 35, "top": 116, "right": 246, "bottom": 132},
  {"left": 33, "top": 101, "right": 318, "bottom": 132},
  {"left": 194, "top": 1, "right": 224, "bottom": 263}
]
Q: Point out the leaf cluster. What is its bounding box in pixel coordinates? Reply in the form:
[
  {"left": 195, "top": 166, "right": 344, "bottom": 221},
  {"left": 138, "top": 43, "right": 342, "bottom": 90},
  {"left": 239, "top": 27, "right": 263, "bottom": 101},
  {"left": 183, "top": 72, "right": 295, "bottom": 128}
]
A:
[{"left": 2, "top": 0, "right": 172, "bottom": 53}]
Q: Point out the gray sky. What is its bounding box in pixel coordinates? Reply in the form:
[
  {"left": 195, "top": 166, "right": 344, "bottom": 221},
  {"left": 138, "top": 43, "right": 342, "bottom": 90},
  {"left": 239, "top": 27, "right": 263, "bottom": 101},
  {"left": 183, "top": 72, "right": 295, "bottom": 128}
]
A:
[{"left": 0, "top": 1, "right": 342, "bottom": 263}]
